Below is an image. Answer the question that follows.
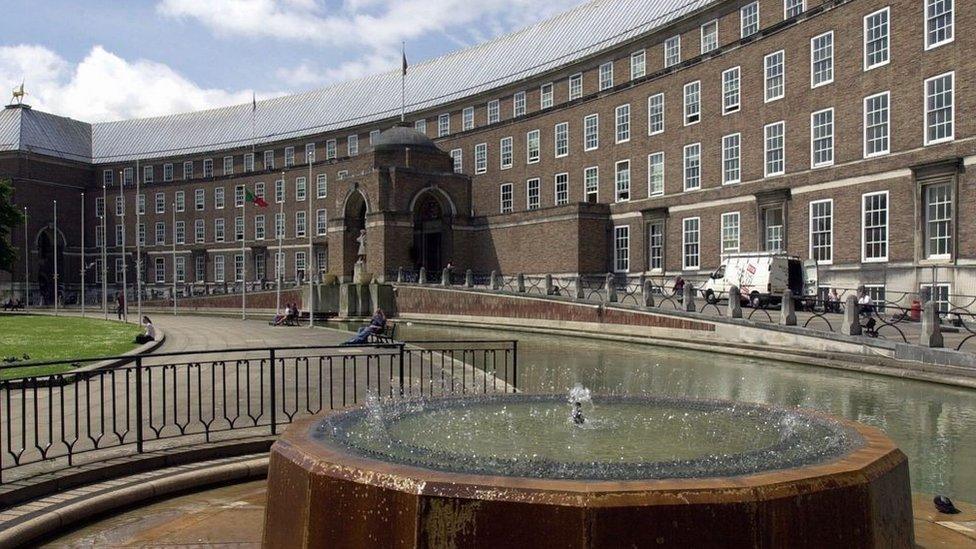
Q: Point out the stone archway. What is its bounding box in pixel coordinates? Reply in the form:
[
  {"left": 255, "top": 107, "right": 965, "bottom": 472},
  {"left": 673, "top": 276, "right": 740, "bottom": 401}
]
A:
[
  {"left": 411, "top": 190, "right": 454, "bottom": 273},
  {"left": 35, "top": 226, "right": 66, "bottom": 304},
  {"left": 342, "top": 190, "right": 368, "bottom": 277}
]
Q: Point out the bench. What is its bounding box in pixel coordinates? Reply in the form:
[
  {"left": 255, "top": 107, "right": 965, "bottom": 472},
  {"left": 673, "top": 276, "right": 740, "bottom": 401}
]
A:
[{"left": 368, "top": 323, "right": 398, "bottom": 344}]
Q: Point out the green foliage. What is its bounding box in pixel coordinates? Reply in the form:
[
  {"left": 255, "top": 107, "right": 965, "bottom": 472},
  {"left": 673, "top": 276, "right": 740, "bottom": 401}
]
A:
[{"left": 0, "top": 179, "right": 25, "bottom": 273}]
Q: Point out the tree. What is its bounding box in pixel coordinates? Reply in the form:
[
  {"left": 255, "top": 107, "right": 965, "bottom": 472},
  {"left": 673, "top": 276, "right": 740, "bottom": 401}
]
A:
[{"left": 0, "top": 179, "right": 25, "bottom": 273}]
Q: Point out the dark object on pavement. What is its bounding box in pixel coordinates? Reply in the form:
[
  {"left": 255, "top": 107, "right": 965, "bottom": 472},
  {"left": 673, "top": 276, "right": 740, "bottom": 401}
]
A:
[{"left": 934, "top": 495, "right": 960, "bottom": 514}]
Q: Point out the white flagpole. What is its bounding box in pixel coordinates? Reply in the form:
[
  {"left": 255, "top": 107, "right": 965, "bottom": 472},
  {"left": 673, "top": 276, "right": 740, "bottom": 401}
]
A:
[
  {"left": 172, "top": 201, "right": 177, "bottom": 316},
  {"left": 119, "top": 171, "right": 127, "bottom": 323},
  {"left": 135, "top": 159, "right": 142, "bottom": 324},
  {"left": 241, "top": 199, "right": 247, "bottom": 320},
  {"left": 81, "top": 193, "right": 85, "bottom": 317},
  {"left": 23, "top": 206, "right": 29, "bottom": 310},
  {"left": 53, "top": 200, "right": 58, "bottom": 316},
  {"left": 101, "top": 183, "right": 108, "bottom": 320},
  {"left": 275, "top": 171, "right": 283, "bottom": 315},
  {"left": 307, "top": 152, "right": 313, "bottom": 328}
]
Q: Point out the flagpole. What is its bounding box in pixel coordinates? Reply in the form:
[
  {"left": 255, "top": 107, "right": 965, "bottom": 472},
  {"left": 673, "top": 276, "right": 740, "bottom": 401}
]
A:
[
  {"left": 119, "top": 171, "right": 127, "bottom": 323},
  {"left": 81, "top": 193, "right": 85, "bottom": 317},
  {"left": 172, "top": 201, "right": 177, "bottom": 316},
  {"left": 135, "top": 159, "right": 142, "bottom": 324},
  {"left": 275, "top": 171, "right": 283, "bottom": 315},
  {"left": 53, "top": 200, "right": 58, "bottom": 316},
  {"left": 23, "top": 206, "right": 29, "bottom": 311},
  {"left": 400, "top": 41, "right": 406, "bottom": 123},
  {"left": 241, "top": 199, "right": 247, "bottom": 321},
  {"left": 307, "top": 152, "right": 313, "bottom": 328},
  {"left": 101, "top": 183, "right": 108, "bottom": 320}
]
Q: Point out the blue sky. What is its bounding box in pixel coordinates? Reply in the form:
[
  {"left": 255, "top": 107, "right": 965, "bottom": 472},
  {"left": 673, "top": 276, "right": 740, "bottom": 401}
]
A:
[{"left": 0, "top": 0, "right": 586, "bottom": 122}]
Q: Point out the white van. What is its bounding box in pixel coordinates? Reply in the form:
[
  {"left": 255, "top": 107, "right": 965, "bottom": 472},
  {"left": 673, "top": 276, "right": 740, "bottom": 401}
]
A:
[{"left": 699, "top": 252, "right": 818, "bottom": 305}]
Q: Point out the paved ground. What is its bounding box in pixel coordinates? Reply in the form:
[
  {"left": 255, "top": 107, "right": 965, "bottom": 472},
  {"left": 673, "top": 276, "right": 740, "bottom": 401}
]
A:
[{"left": 0, "top": 314, "right": 504, "bottom": 485}]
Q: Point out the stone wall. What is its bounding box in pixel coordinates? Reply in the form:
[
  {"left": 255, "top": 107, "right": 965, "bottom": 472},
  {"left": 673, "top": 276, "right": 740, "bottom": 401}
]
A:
[
  {"left": 394, "top": 285, "right": 713, "bottom": 332},
  {"left": 143, "top": 289, "right": 302, "bottom": 310}
]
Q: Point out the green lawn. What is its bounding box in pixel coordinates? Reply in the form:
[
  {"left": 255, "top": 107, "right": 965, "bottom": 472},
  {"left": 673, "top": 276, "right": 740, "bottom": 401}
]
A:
[{"left": 0, "top": 314, "right": 143, "bottom": 379}]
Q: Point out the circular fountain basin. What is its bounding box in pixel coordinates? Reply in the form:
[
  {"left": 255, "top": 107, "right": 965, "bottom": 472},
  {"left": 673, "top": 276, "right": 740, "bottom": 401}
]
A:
[{"left": 264, "top": 394, "right": 914, "bottom": 548}]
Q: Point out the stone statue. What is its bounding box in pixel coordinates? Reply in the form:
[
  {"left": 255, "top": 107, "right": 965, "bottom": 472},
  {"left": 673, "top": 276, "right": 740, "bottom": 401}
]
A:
[{"left": 356, "top": 229, "right": 367, "bottom": 263}]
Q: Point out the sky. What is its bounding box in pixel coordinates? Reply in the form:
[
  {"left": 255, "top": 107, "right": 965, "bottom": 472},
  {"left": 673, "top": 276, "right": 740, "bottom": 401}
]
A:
[{"left": 0, "top": 0, "right": 587, "bottom": 123}]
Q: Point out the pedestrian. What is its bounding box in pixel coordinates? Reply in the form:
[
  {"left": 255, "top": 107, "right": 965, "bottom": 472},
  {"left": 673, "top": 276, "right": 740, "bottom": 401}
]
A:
[{"left": 116, "top": 292, "right": 126, "bottom": 321}]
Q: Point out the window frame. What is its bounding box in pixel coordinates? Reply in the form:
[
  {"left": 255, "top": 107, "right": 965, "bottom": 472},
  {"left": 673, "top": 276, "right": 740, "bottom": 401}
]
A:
[
  {"left": 615, "top": 159, "right": 631, "bottom": 203},
  {"left": 809, "top": 198, "right": 833, "bottom": 265},
  {"left": 615, "top": 104, "right": 631, "bottom": 143},
  {"left": 648, "top": 151, "right": 665, "bottom": 197},
  {"left": 863, "top": 91, "right": 891, "bottom": 157},
  {"left": 500, "top": 136, "right": 513, "bottom": 169},
  {"left": 526, "top": 129, "right": 541, "bottom": 164},
  {"left": 784, "top": 0, "right": 805, "bottom": 19},
  {"left": 526, "top": 178, "right": 541, "bottom": 210},
  {"left": 613, "top": 225, "right": 630, "bottom": 273},
  {"left": 664, "top": 35, "right": 681, "bottom": 68},
  {"left": 740, "top": 2, "right": 759, "bottom": 38},
  {"left": 764, "top": 121, "right": 786, "bottom": 177},
  {"left": 863, "top": 7, "right": 890, "bottom": 71},
  {"left": 630, "top": 50, "right": 646, "bottom": 80},
  {"left": 700, "top": 19, "right": 719, "bottom": 54},
  {"left": 683, "top": 80, "right": 701, "bottom": 126},
  {"left": 722, "top": 133, "right": 741, "bottom": 184},
  {"left": 682, "top": 217, "right": 701, "bottom": 271},
  {"left": 683, "top": 143, "right": 701, "bottom": 191},
  {"left": 861, "top": 190, "right": 889, "bottom": 263},
  {"left": 554, "top": 172, "right": 570, "bottom": 206},
  {"left": 923, "top": 182, "right": 953, "bottom": 260},
  {"left": 568, "top": 73, "right": 583, "bottom": 100},
  {"left": 474, "top": 143, "right": 488, "bottom": 174},
  {"left": 924, "top": 0, "right": 954, "bottom": 50},
  {"left": 721, "top": 211, "right": 741, "bottom": 256},
  {"left": 554, "top": 122, "right": 569, "bottom": 158},
  {"left": 584, "top": 166, "right": 599, "bottom": 203},
  {"left": 810, "top": 108, "right": 835, "bottom": 168},
  {"left": 647, "top": 93, "right": 665, "bottom": 135},
  {"left": 500, "top": 183, "right": 514, "bottom": 213},
  {"left": 722, "top": 66, "right": 740, "bottom": 115},
  {"left": 810, "top": 31, "right": 834, "bottom": 88},
  {"left": 599, "top": 62, "right": 614, "bottom": 91},
  {"left": 923, "top": 71, "right": 955, "bottom": 146},
  {"left": 584, "top": 114, "right": 599, "bottom": 151},
  {"left": 764, "top": 50, "right": 785, "bottom": 103}
]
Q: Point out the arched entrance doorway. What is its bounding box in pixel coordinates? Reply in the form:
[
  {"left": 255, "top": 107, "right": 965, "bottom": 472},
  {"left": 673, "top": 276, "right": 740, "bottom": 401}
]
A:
[
  {"left": 343, "top": 190, "right": 368, "bottom": 277},
  {"left": 412, "top": 191, "right": 452, "bottom": 273},
  {"left": 35, "top": 227, "right": 64, "bottom": 304}
]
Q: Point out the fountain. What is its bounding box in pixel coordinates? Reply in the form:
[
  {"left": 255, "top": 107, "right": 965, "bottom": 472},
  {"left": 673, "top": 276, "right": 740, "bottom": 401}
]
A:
[{"left": 264, "top": 392, "right": 914, "bottom": 547}]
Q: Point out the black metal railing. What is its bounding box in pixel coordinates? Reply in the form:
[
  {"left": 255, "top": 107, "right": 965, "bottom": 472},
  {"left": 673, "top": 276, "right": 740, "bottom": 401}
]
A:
[{"left": 0, "top": 340, "right": 517, "bottom": 484}]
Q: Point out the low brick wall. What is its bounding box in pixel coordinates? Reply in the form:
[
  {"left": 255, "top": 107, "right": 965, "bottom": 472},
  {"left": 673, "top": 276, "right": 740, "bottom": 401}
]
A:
[
  {"left": 144, "top": 289, "right": 302, "bottom": 310},
  {"left": 394, "top": 286, "right": 714, "bottom": 332}
]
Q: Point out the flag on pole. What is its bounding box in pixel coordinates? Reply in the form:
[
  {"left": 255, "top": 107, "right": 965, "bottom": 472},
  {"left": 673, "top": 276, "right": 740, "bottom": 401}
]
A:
[
  {"left": 252, "top": 92, "right": 257, "bottom": 112},
  {"left": 401, "top": 46, "right": 408, "bottom": 75},
  {"left": 245, "top": 188, "right": 268, "bottom": 208}
]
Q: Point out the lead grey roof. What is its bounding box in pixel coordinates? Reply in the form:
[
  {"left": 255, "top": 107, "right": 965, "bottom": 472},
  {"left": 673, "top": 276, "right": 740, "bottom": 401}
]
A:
[
  {"left": 7, "top": 0, "right": 716, "bottom": 164},
  {"left": 0, "top": 106, "right": 92, "bottom": 163}
]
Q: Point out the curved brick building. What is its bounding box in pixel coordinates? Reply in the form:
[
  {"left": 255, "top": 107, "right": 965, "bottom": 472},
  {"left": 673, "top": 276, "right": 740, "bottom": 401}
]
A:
[{"left": 0, "top": 0, "right": 969, "bottom": 306}]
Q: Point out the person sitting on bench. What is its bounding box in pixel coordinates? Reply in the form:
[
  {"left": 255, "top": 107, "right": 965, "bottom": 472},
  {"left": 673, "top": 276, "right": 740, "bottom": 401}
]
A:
[
  {"left": 134, "top": 316, "right": 156, "bottom": 344},
  {"left": 344, "top": 308, "right": 386, "bottom": 345}
]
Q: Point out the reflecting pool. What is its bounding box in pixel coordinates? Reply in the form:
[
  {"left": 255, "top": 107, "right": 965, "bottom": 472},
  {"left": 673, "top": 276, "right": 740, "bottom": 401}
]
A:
[{"left": 374, "top": 321, "right": 976, "bottom": 498}]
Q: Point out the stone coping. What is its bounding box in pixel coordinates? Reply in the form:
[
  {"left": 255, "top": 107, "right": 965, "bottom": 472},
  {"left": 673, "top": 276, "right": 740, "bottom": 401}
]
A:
[{"left": 272, "top": 399, "right": 904, "bottom": 504}]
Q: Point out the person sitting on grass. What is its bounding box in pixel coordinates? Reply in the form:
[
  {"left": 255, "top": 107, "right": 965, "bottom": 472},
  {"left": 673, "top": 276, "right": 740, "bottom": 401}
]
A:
[
  {"left": 134, "top": 316, "right": 156, "bottom": 344},
  {"left": 344, "top": 308, "right": 387, "bottom": 345}
]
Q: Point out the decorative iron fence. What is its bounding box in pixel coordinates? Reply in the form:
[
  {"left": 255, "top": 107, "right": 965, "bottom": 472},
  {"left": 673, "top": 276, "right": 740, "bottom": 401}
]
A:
[{"left": 0, "top": 340, "right": 517, "bottom": 484}]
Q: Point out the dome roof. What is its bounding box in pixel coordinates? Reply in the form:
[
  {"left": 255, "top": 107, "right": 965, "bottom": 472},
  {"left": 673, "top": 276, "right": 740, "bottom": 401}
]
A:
[{"left": 372, "top": 124, "right": 439, "bottom": 151}]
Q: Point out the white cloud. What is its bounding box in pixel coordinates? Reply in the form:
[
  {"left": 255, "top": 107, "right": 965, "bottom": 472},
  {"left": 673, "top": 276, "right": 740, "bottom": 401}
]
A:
[
  {"left": 0, "top": 45, "right": 271, "bottom": 122},
  {"left": 160, "top": 0, "right": 585, "bottom": 83}
]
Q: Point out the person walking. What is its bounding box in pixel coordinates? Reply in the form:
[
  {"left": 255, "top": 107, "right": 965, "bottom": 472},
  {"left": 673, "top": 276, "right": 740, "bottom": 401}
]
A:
[{"left": 116, "top": 292, "right": 126, "bottom": 321}]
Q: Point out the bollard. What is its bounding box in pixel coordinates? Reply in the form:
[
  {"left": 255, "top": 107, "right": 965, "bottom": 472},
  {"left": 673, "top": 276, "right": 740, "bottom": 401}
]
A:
[
  {"left": 605, "top": 273, "right": 618, "bottom": 303},
  {"left": 396, "top": 266, "right": 404, "bottom": 283},
  {"left": 441, "top": 267, "right": 450, "bottom": 286},
  {"left": 780, "top": 290, "right": 797, "bottom": 326},
  {"left": 465, "top": 269, "right": 474, "bottom": 288},
  {"left": 728, "top": 285, "right": 742, "bottom": 318},
  {"left": 642, "top": 279, "right": 655, "bottom": 307},
  {"left": 575, "top": 275, "right": 585, "bottom": 300},
  {"left": 684, "top": 282, "right": 696, "bottom": 312},
  {"left": 842, "top": 295, "right": 861, "bottom": 336},
  {"left": 418, "top": 267, "right": 427, "bottom": 285},
  {"left": 920, "top": 301, "right": 944, "bottom": 348},
  {"left": 490, "top": 270, "right": 501, "bottom": 290},
  {"left": 517, "top": 273, "right": 526, "bottom": 293},
  {"left": 545, "top": 274, "right": 554, "bottom": 296}
]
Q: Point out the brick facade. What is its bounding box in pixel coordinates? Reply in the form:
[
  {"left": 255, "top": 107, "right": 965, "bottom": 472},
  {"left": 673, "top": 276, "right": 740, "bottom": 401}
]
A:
[{"left": 2, "top": 0, "right": 974, "bottom": 303}]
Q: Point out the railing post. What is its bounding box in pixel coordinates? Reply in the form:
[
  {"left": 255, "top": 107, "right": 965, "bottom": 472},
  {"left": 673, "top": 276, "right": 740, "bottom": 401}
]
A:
[
  {"left": 135, "top": 356, "right": 144, "bottom": 454},
  {"left": 920, "top": 301, "right": 944, "bottom": 348},
  {"left": 465, "top": 269, "right": 474, "bottom": 288},
  {"left": 575, "top": 275, "right": 584, "bottom": 301},
  {"left": 517, "top": 273, "right": 526, "bottom": 293},
  {"left": 511, "top": 340, "right": 518, "bottom": 392},
  {"left": 396, "top": 266, "right": 404, "bottom": 283},
  {"left": 684, "top": 282, "right": 696, "bottom": 312},
  {"left": 780, "top": 290, "right": 797, "bottom": 326},
  {"left": 605, "top": 273, "right": 617, "bottom": 303},
  {"left": 441, "top": 267, "right": 450, "bottom": 286},
  {"left": 842, "top": 295, "right": 862, "bottom": 336},
  {"left": 642, "top": 279, "right": 655, "bottom": 307},
  {"left": 490, "top": 270, "right": 500, "bottom": 291},
  {"left": 419, "top": 267, "right": 427, "bottom": 285},
  {"left": 269, "top": 348, "right": 277, "bottom": 435},
  {"left": 398, "top": 344, "right": 406, "bottom": 396},
  {"left": 545, "top": 274, "right": 554, "bottom": 296},
  {"left": 728, "top": 285, "right": 742, "bottom": 318}
]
